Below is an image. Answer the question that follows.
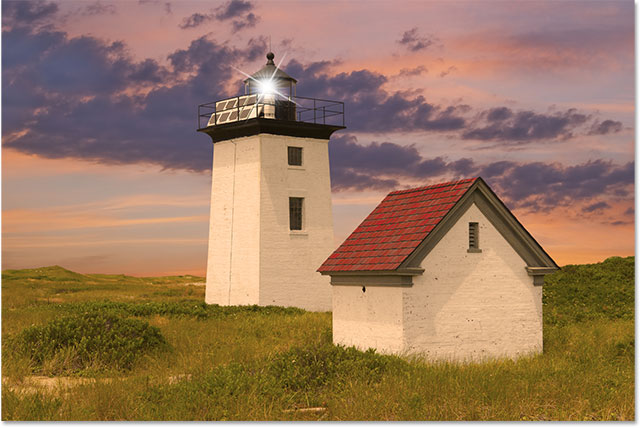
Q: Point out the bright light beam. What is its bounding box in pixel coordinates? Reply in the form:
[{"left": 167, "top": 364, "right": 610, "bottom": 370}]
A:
[
  {"left": 271, "top": 52, "right": 287, "bottom": 81},
  {"left": 227, "top": 53, "right": 301, "bottom": 124},
  {"left": 230, "top": 52, "right": 300, "bottom": 106},
  {"left": 258, "top": 79, "right": 276, "bottom": 95}
]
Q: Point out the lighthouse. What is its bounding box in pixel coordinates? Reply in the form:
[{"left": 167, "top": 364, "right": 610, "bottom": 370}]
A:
[{"left": 197, "top": 52, "right": 345, "bottom": 311}]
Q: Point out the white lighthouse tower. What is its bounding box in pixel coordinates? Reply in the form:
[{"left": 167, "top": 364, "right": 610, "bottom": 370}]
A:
[{"left": 198, "top": 52, "right": 345, "bottom": 311}]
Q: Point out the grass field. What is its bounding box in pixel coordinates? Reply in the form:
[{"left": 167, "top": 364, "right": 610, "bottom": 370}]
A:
[{"left": 1, "top": 257, "right": 634, "bottom": 420}]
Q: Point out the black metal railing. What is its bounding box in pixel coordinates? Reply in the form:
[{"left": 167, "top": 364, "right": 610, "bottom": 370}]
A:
[{"left": 198, "top": 94, "right": 344, "bottom": 129}]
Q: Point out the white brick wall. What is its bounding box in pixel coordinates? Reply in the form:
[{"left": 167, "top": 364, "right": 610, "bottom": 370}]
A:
[
  {"left": 205, "top": 137, "right": 261, "bottom": 305},
  {"left": 404, "top": 203, "right": 542, "bottom": 361},
  {"left": 205, "top": 133, "right": 334, "bottom": 311},
  {"left": 259, "top": 135, "right": 334, "bottom": 311},
  {"left": 331, "top": 202, "right": 542, "bottom": 361},
  {"left": 332, "top": 283, "right": 404, "bottom": 353}
]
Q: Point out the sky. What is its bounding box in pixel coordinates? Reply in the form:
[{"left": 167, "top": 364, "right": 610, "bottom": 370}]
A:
[{"left": 1, "top": 0, "right": 635, "bottom": 276}]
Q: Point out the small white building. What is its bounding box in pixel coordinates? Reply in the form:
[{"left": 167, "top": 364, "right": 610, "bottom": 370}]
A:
[
  {"left": 198, "top": 53, "right": 344, "bottom": 311},
  {"left": 318, "top": 177, "right": 558, "bottom": 361}
]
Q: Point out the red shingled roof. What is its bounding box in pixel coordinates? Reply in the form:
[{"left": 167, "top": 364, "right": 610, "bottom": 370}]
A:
[{"left": 318, "top": 178, "right": 478, "bottom": 272}]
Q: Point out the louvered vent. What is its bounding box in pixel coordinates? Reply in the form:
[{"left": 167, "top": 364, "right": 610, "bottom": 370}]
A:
[{"left": 469, "top": 222, "right": 479, "bottom": 251}]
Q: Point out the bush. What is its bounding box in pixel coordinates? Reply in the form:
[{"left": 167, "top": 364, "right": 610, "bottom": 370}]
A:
[
  {"left": 56, "top": 300, "right": 305, "bottom": 319},
  {"left": 543, "top": 256, "right": 634, "bottom": 326},
  {"left": 266, "top": 343, "right": 408, "bottom": 391},
  {"left": 11, "top": 312, "right": 167, "bottom": 374}
]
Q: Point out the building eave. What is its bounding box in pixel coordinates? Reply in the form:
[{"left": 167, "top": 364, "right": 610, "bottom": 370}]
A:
[{"left": 320, "top": 267, "right": 424, "bottom": 287}]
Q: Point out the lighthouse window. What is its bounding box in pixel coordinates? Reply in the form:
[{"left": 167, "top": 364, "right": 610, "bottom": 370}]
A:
[
  {"left": 289, "top": 197, "right": 304, "bottom": 230},
  {"left": 288, "top": 147, "right": 303, "bottom": 166}
]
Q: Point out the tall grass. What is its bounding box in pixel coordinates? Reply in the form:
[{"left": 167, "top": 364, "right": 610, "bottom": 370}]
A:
[{"left": 1, "top": 257, "right": 634, "bottom": 420}]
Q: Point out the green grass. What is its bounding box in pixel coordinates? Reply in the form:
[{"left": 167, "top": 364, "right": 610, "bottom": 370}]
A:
[{"left": 1, "top": 257, "right": 634, "bottom": 420}]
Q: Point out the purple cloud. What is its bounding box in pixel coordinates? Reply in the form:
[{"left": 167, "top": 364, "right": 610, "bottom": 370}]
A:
[
  {"left": 2, "top": 0, "right": 58, "bottom": 27},
  {"left": 397, "top": 66, "right": 428, "bottom": 77},
  {"left": 588, "top": 119, "right": 623, "bottom": 135},
  {"left": 81, "top": 1, "right": 117, "bottom": 16},
  {"left": 179, "top": 12, "right": 211, "bottom": 29},
  {"left": 2, "top": 12, "right": 630, "bottom": 216},
  {"left": 3, "top": 20, "right": 267, "bottom": 171},
  {"left": 329, "top": 134, "right": 633, "bottom": 214},
  {"left": 138, "top": 0, "right": 172, "bottom": 14},
  {"left": 215, "top": 0, "right": 252, "bottom": 20},
  {"left": 179, "top": 0, "right": 258, "bottom": 31},
  {"left": 582, "top": 201, "right": 611, "bottom": 213},
  {"left": 285, "top": 60, "right": 468, "bottom": 133},
  {"left": 463, "top": 108, "right": 589, "bottom": 142},
  {"left": 439, "top": 65, "right": 457, "bottom": 78},
  {"left": 398, "top": 28, "right": 437, "bottom": 52}
]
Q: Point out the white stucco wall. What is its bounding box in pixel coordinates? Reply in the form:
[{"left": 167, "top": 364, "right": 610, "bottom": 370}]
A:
[
  {"left": 331, "top": 201, "right": 542, "bottom": 362},
  {"left": 205, "top": 133, "right": 334, "bottom": 311},
  {"left": 403, "top": 202, "right": 542, "bottom": 361}
]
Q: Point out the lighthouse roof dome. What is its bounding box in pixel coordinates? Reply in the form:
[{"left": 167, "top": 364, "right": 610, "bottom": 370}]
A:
[{"left": 244, "top": 52, "right": 297, "bottom": 84}]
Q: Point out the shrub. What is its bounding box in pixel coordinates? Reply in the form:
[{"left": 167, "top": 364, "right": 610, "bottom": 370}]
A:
[
  {"left": 56, "top": 300, "right": 305, "bottom": 319},
  {"left": 266, "top": 343, "right": 408, "bottom": 391},
  {"left": 11, "top": 312, "right": 167, "bottom": 374},
  {"left": 543, "top": 256, "right": 634, "bottom": 326}
]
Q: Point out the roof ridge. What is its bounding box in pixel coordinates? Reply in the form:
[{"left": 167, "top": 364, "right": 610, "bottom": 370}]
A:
[{"left": 388, "top": 177, "right": 478, "bottom": 196}]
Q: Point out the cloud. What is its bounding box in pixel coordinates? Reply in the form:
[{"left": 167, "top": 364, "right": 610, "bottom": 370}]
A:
[
  {"left": 81, "top": 1, "right": 117, "bottom": 16},
  {"left": 3, "top": 20, "right": 267, "bottom": 172},
  {"left": 3, "top": 27, "right": 166, "bottom": 100},
  {"left": 138, "top": 0, "right": 172, "bottom": 14},
  {"left": 2, "top": 19, "right": 628, "bottom": 187},
  {"left": 285, "top": 60, "right": 468, "bottom": 133},
  {"left": 214, "top": 0, "right": 252, "bottom": 20},
  {"left": 2, "top": 0, "right": 58, "bottom": 27},
  {"left": 398, "top": 28, "right": 437, "bottom": 52},
  {"left": 396, "top": 66, "right": 428, "bottom": 77},
  {"left": 284, "top": 60, "right": 622, "bottom": 142},
  {"left": 179, "top": 0, "right": 258, "bottom": 31},
  {"left": 463, "top": 108, "right": 590, "bottom": 142},
  {"left": 486, "top": 107, "right": 512, "bottom": 121},
  {"left": 231, "top": 12, "right": 258, "bottom": 31},
  {"left": 328, "top": 134, "right": 633, "bottom": 214},
  {"left": 329, "top": 134, "right": 476, "bottom": 191},
  {"left": 609, "top": 220, "right": 631, "bottom": 226},
  {"left": 582, "top": 201, "right": 611, "bottom": 213},
  {"left": 588, "top": 119, "right": 623, "bottom": 135},
  {"left": 439, "top": 65, "right": 457, "bottom": 78},
  {"left": 481, "top": 160, "right": 633, "bottom": 212},
  {"left": 331, "top": 168, "right": 401, "bottom": 192},
  {"left": 179, "top": 12, "right": 212, "bottom": 29}
]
